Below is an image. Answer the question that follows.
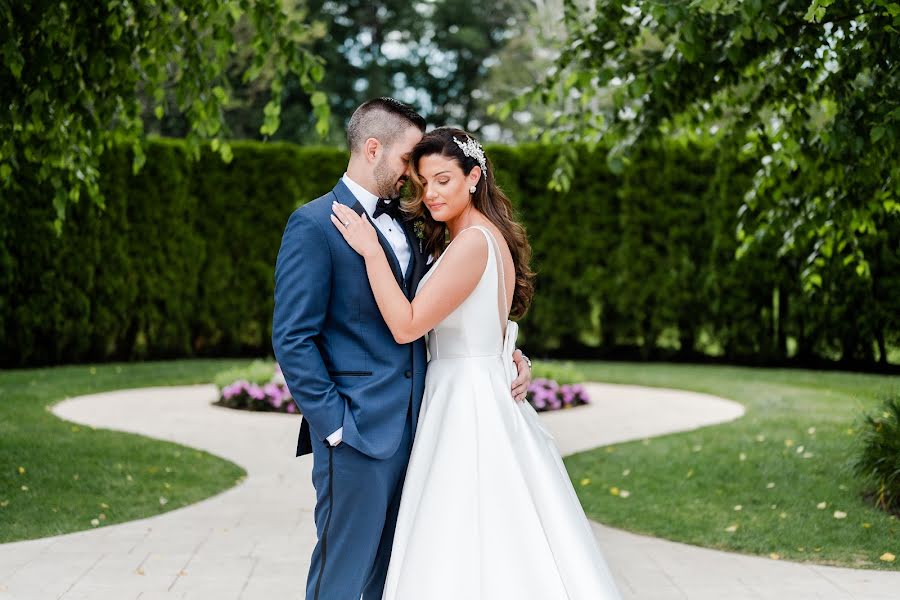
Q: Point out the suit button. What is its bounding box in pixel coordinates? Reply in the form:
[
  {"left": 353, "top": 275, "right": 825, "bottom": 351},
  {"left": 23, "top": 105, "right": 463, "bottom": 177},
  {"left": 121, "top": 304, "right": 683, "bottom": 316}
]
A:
[{"left": 404, "top": 370, "right": 412, "bottom": 378}]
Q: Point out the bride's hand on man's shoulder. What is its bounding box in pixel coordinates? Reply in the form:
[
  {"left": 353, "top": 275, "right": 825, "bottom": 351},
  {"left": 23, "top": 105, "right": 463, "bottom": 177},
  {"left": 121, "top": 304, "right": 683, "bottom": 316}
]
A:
[{"left": 331, "top": 201, "right": 380, "bottom": 259}]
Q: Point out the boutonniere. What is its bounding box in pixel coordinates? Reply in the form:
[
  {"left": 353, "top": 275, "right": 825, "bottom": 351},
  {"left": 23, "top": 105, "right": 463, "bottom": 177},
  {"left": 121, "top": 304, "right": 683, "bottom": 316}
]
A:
[{"left": 413, "top": 217, "right": 425, "bottom": 253}]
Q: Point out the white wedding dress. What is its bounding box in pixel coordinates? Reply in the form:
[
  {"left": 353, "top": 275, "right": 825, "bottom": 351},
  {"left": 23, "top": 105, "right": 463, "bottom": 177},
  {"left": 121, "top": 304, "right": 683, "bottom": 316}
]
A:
[{"left": 381, "top": 226, "right": 622, "bottom": 600}]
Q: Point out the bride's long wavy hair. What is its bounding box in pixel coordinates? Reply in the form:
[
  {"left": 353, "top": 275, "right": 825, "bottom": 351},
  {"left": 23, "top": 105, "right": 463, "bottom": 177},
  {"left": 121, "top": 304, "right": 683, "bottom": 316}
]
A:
[{"left": 402, "top": 127, "right": 535, "bottom": 319}]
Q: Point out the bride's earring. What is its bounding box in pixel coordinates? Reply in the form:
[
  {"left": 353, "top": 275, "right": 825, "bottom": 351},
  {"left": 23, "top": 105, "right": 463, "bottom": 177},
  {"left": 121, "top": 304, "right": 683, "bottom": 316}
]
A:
[{"left": 469, "top": 185, "right": 477, "bottom": 194}]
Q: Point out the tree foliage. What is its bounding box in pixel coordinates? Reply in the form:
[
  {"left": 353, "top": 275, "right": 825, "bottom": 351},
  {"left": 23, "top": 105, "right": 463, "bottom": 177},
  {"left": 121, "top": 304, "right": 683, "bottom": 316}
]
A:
[
  {"left": 302, "top": 0, "right": 530, "bottom": 136},
  {"left": 519, "top": 0, "right": 900, "bottom": 292},
  {"left": 139, "top": 0, "right": 533, "bottom": 144},
  {"left": 1, "top": 0, "right": 328, "bottom": 230}
]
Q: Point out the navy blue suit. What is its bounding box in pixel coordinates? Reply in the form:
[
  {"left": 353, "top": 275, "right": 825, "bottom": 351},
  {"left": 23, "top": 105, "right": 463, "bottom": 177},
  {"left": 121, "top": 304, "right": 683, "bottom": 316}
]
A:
[{"left": 272, "top": 180, "right": 428, "bottom": 599}]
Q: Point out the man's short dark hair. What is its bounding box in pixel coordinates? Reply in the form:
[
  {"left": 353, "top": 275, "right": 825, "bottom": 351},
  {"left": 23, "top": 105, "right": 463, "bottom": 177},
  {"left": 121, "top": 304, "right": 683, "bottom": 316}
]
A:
[{"left": 346, "top": 98, "right": 426, "bottom": 153}]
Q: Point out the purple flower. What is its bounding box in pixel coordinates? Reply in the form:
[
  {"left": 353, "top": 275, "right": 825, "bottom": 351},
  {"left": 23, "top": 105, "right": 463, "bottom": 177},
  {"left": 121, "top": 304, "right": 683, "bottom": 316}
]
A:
[
  {"left": 263, "top": 383, "right": 284, "bottom": 408},
  {"left": 525, "top": 377, "right": 591, "bottom": 412},
  {"left": 575, "top": 386, "right": 591, "bottom": 404},
  {"left": 247, "top": 384, "right": 265, "bottom": 401},
  {"left": 222, "top": 379, "right": 252, "bottom": 401},
  {"left": 220, "top": 367, "right": 299, "bottom": 412},
  {"left": 531, "top": 387, "right": 555, "bottom": 404},
  {"left": 530, "top": 377, "right": 559, "bottom": 392},
  {"left": 560, "top": 384, "right": 576, "bottom": 405}
]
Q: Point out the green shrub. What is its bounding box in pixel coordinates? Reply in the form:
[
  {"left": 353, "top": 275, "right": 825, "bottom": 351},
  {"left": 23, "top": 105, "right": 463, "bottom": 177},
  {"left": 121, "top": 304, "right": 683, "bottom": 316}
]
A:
[
  {"left": 2, "top": 137, "right": 897, "bottom": 367},
  {"left": 212, "top": 360, "right": 277, "bottom": 389},
  {"left": 532, "top": 361, "right": 586, "bottom": 385},
  {"left": 0, "top": 140, "right": 346, "bottom": 366},
  {"left": 853, "top": 396, "right": 900, "bottom": 513}
]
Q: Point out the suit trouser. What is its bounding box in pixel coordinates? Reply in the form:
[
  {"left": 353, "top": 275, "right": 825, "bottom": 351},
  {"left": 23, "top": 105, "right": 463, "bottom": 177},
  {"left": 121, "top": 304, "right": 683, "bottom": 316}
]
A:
[{"left": 306, "top": 404, "right": 414, "bottom": 600}]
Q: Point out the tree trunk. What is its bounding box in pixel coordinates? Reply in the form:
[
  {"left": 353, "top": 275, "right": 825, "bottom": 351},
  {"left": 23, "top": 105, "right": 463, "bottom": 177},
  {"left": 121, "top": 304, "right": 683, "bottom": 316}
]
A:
[
  {"left": 777, "top": 285, "right": 788, "bottom": 359},
  {"left": 876, "top": 326, "right": 888, "bottom": 366}
]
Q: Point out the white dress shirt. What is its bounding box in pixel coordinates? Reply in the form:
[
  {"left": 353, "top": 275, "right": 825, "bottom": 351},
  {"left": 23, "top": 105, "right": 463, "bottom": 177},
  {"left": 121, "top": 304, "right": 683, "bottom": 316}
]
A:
[
  {"left": 326, "top": 174, "right": 412, "bottom": 447},
  {"left": 341, "top": 174, "right": 411, "bottom": 277}
]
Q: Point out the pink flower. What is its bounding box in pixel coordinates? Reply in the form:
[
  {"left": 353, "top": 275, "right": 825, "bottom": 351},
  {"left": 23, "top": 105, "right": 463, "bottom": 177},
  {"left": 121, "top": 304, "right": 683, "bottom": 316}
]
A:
[
  {"left": 264, "top": 383, "right": 284, "bottom": 408},
  {"left": 573, "top": 385, "right": 590, "bottom": 404}
]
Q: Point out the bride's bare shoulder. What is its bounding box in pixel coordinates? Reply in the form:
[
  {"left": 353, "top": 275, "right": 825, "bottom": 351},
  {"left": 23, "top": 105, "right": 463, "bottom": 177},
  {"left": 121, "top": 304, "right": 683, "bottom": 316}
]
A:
[
  {"left": 415, "top": 227, "right": 488, "bottom": 300},
  {"left": 444, "top": 226, "right": 490, "bottom": 260}
]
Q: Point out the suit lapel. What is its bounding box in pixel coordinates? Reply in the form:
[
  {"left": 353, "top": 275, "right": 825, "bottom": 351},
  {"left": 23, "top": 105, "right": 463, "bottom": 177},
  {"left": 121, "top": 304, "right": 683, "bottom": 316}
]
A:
[
  {"left": 374, "top": 222, "right": 405, "bottom": 292},
  {"left": 331, "top": 181, "right": 405, "bottom": 290},
  {"left": 400, "top": 218, "right": 421, "bottom": 290}
]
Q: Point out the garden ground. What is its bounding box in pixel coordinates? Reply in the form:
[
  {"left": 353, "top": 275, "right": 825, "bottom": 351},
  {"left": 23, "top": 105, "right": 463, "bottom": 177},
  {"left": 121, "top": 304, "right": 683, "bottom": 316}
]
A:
[{"left": 1, "top": 379, "right": 898, "bottom": 599}]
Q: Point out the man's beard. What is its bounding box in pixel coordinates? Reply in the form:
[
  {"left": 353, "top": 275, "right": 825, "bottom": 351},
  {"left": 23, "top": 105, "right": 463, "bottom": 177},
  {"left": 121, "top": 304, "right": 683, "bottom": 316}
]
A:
[{"left": 373, "top": 157, "right": 402, "bottom": 199}]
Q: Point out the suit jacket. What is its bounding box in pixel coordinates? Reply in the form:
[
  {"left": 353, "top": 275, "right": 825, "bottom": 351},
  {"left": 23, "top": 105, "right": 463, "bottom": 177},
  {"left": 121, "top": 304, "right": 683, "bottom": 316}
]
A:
[{"left": 272, "top": 180, "right": 429, "bottom": 460}]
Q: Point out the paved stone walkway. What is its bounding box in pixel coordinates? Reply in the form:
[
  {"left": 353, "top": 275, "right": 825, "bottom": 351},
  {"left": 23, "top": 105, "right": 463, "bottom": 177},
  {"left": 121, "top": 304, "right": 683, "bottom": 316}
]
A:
[{"left": 0, "top": 383, "right": 897, "bottom": 599}]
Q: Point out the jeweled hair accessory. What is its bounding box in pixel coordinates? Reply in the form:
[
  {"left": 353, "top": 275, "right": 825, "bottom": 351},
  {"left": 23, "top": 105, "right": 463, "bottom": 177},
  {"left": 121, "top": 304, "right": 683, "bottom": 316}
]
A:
[{"left": 452, "top": 135, "right": 487, "bottom": 173}]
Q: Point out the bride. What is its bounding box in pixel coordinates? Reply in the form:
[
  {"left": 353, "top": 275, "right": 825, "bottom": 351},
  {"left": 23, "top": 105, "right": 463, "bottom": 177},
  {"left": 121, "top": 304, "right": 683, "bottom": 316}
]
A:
[{"left": 331, "top": 127, "right": 622, "bottom": 600}]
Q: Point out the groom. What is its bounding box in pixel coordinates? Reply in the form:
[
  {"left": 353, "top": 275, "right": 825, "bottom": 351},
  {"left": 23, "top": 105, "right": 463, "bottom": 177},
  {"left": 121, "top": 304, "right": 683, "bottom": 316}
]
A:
[{"left": 272, "top": 97, "right": 532, "bottom": 600}]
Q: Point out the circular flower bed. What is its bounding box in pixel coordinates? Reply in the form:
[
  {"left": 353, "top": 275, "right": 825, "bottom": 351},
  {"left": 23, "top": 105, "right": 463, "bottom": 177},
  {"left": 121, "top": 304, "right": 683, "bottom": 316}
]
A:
[
  {"left": 214, "top": 363, "right": 298, "bottom": 413},
  {"left": 527, "top": 378, "right": 591, "bottom": 411},
  {"left": 214, "top": 361, "right": 592, "bottom": 414}
]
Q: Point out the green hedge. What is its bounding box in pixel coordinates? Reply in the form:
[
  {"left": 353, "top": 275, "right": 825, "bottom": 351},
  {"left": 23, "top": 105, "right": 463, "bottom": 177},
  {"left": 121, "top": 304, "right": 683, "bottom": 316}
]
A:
[{"left": 1, "top": 138, "right": 897, "bottom": 368}]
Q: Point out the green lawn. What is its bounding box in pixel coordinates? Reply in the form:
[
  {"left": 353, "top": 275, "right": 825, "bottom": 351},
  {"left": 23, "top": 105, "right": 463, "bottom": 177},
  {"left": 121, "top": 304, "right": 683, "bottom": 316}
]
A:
[
  {"left": 3, "top": 358, "right": 898, "bottom": 571},
  {"left": 0, "top": 360, "right": 249, "bottom": 543},
  {"left": 562, "top": 362, "right": 900, "bottom": 570}
]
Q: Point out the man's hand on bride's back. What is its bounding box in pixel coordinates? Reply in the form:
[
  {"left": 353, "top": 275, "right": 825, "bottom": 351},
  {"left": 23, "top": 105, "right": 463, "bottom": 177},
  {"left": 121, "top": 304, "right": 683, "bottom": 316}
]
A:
[
  {"left": 511, "top": 349, "right": 531, "bottom": 403},
  {"left": 331, "top": 202, "right": 381, "bottom": 259}
]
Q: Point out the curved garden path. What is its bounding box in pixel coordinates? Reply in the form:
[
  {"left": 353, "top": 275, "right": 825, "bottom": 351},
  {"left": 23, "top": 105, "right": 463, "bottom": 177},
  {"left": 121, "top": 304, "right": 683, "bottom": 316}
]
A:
[{"left": 0, "top": 383, "right": 897, "bottom": 599}]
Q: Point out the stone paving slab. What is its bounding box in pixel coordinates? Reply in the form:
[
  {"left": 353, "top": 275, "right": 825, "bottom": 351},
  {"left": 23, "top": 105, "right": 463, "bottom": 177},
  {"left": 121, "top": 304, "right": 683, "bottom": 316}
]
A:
[{"left": 0, "top": 383, "right": 896, "bottom": 599}]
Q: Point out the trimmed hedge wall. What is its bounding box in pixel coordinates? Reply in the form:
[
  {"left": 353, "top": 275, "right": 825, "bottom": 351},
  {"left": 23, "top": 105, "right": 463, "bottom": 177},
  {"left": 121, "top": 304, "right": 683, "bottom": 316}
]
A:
[{"left": 1, "top": 138, "right": 897, "bottom": 368}]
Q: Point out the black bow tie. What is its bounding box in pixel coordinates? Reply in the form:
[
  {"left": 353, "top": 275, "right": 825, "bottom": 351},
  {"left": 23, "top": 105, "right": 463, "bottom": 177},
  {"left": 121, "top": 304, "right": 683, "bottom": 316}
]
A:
[{"left": 373, "top": 197, "right": 403, "bottom": 221}]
